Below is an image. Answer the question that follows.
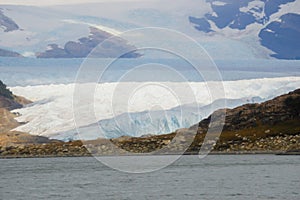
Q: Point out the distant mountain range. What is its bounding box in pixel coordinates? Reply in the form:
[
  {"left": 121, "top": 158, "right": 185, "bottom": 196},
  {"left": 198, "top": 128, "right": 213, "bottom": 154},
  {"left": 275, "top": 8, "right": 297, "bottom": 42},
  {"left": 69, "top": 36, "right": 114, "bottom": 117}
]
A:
[
  {"left": 36, "top": 27, "right": 140, "bottom": 58},
  {"left": 0, "top": 7, "right": 140, "bottom": 59},
  {"left": 0, "top": 0, "right": 299, "bottom": 59}
]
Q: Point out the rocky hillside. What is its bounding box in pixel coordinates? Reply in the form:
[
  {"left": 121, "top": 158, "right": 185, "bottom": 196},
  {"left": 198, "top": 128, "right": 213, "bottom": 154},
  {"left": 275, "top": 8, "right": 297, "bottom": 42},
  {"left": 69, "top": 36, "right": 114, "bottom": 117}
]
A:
[
  {"left": 0, "top": 80, "right": 31, "bottom": 110},
  {"left": 194, "top": 88, "right": 300, "bottom": 135},
  {"left": 0, "top": 80, "right": 51, "bottom": 146},
  {"left": 185, "top": 88, "right": 300, "bottom": 153}
]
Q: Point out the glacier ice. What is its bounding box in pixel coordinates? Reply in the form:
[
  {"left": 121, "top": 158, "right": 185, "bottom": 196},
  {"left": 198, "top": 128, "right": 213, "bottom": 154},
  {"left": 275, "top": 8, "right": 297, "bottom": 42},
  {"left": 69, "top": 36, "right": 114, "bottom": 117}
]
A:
[{"left": 10, "top": 76, "right": 300, "bottom": 141}]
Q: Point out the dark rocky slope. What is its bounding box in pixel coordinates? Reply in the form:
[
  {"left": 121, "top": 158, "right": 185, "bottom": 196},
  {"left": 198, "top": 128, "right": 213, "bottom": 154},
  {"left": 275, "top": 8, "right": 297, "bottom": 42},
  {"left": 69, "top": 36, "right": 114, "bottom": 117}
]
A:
[
  {"left": 0, "top": 48, "right": 22, "bottom": 57},
  {"left": 259, "top": 13, "right": 300, "bottom": 59},
  {"left": 0, "top": 80, "right": 31, "bottom": 110},
  {"left": 0, "top": 9, "right": 19, "bottom": 32},
  {"left": 0, "top": 80, "right": 51, "bottom": 146},
  {"left": 186, "top": 88, "right": 300, "bottom": 153}
]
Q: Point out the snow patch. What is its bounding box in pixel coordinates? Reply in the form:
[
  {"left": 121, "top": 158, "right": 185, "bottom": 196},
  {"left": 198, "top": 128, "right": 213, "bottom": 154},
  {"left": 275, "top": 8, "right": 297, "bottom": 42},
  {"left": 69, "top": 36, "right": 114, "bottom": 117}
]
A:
[
  {"left": 211, "top": 1, "right": 227, "bottom": 6},
  {"left": 62, "top": 19, "right": 121, "bottom": 35},
  {"left": 21, "top": 51, "right": 35, "bottom": 57}
]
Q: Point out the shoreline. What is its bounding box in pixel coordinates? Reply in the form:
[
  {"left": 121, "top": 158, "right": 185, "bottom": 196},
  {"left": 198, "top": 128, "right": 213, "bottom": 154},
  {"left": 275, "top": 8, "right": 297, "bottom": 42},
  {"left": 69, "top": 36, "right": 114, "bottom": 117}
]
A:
[
  {"left": 1, "top": 132, "right": 299, "bottom": 159},
  {"left": 1, "top": 151, "right": 299, "bottom": 159}
]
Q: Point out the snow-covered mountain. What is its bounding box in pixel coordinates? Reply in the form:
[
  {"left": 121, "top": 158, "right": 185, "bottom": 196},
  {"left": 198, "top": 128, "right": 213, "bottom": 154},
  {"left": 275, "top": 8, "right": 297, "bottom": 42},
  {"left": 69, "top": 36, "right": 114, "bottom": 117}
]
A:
[
  {"left": 189, "top": 0, "right": 300, "bottom": 59},
  {"left": 189, "top": 0, "right": 296, "bottom": 32},
  {"left": 0, "top": 5, "right": 140, "bottom": 58},
  {"left": 0, "top": 0, "right": 299, "bottom": 59}
]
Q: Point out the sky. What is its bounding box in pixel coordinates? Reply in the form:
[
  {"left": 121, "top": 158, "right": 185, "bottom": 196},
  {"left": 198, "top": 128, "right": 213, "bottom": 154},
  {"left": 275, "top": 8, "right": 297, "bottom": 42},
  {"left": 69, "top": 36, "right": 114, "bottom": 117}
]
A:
[{"left": 0, "top": 0, "right": 141, "bottom": 6}]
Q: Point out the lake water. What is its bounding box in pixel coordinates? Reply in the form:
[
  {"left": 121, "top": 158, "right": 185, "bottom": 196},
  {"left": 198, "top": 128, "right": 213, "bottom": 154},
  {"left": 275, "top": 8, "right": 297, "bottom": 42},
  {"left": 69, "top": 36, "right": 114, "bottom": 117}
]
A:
[
  {"left": 0, "top": 155, "right": 299, "bottom": 200},
  {"left": 1, "top": 58, "right": 300, "bottom": 86}
]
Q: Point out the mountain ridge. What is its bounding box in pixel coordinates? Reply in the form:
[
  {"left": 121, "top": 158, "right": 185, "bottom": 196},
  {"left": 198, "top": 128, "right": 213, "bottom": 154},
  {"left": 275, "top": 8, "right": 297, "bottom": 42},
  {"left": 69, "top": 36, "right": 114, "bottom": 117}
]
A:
[{"left": 0, "top": 1, "right": 299, "bottom": 59}]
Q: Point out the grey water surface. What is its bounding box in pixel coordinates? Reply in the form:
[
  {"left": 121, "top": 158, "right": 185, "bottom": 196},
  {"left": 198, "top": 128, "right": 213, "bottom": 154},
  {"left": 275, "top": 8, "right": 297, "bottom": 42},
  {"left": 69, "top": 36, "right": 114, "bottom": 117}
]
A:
[{"left": 0, "top": 155, "right": 299, "bottom": 200}]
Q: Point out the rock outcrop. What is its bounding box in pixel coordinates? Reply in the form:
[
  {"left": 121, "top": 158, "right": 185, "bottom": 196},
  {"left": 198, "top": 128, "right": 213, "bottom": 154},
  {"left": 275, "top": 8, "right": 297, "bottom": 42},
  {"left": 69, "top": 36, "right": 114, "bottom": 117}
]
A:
[
  {"left": 259, "top": 13, "right": 300, "bottom": 59},
  {"left": 0, "top": 80, "right": 31, "bottom": 110},
  {"left": 0, "top": 9, "right": 23, "bottom": 58},
  {"left": 0, "top": 9, "right": 19, "bottom": 32},
  {"left": 0, "top": 80, "right": 51, "bottom": 147},
  {"left": 0, "top": 48, "right": 22, "bottom": 58},
  {"left": 37, "top": 27, "right": 141, "bottom": 59}
]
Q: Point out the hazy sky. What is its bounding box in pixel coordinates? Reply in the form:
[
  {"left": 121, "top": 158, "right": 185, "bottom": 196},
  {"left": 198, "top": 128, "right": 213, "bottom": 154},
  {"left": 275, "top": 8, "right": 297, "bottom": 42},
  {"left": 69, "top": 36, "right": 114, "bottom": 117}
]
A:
[{"left": 0, "top": 0, "right": 141, "bottom": 6}]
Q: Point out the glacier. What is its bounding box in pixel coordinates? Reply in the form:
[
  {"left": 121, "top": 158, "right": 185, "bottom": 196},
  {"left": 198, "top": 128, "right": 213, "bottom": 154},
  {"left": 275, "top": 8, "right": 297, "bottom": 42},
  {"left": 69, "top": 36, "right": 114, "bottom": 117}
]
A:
[{"left": 10, "top": 77, "right": 300, "bottom": 141}]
